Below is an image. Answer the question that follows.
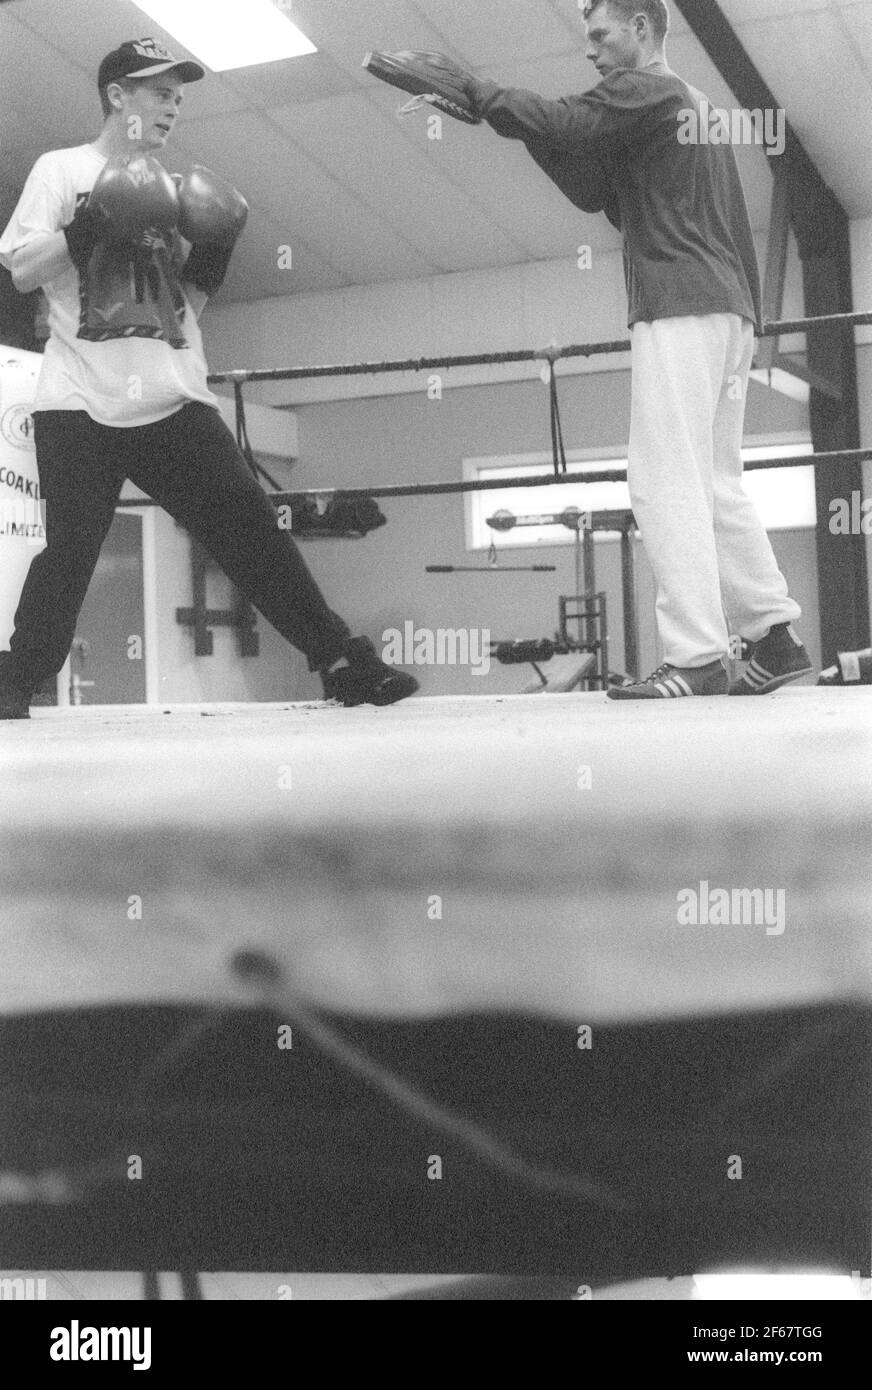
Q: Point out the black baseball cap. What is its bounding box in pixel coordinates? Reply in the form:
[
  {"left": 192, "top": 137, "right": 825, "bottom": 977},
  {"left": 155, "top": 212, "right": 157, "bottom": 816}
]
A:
[{"left": 97, "top": 38, "right": 206, "bottom": 92}]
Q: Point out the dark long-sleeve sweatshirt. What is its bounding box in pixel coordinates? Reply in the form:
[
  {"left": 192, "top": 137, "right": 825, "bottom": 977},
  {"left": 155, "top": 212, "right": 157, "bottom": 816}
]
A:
[{"left": 469, "top": 62, "right": 762, "bottom": 330}]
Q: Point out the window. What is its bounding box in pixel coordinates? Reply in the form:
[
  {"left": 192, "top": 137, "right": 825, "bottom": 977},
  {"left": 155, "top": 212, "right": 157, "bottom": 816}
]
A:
[
  {"left": 464, "top": 437, "right": 814, "bottom": 550},
  {"left": 740, "top": 441, "right": 816, "bottom": 529}
]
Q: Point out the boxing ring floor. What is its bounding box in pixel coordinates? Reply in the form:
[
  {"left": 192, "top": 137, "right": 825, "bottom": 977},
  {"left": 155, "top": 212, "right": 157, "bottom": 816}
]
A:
[{"left": 1, "top": 689, "right": 871, "bottom": 1284}]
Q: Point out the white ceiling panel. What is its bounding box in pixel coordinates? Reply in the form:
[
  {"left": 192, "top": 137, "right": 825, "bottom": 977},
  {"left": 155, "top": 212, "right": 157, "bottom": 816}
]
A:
[
  {"left": 495, "top": 49, "right": 601, "bottom": 96},
  {"left": 222, "top": 52, "right": 363, "bottom": 110},
  {"left": 0, "top": 106, "right": 57, "bottom": 170},
  {"left": 271, "top": 94, "right": 531, "bottom": 270},
  {"left": 8, "top": 0, "right": 163, "bottom": 68},
  {"left": 719, "top": 0, "right": 832, "bottom": 20},
  {"left": 724, "top": 9, "right": 872, "bottom": 217},
  {"left": 272, "top": 94, "right": 473, "bottom": 266},
  {"left": 1, "top": 12, "right": 97, "bottom": 137},
  {"left": 215, "top": 209, "right": 347, "bottom": 305},
  {"left": 406, "top": 0, "right": 577, "bottom": 66},
  {"left": 174, "top": 113, "right": 438, "bottom": 284},
  {"left": 282, "top": 0, "right": 464, "bottom": 76},
  {"left": 541, "top": 0, "right": 591, "bottom": 42},
  {"left": 474, "top": 56, "right": 572, "bottom": 97},
  {"left": 836, "top": 2, "right": 872, "bottom": 79}
]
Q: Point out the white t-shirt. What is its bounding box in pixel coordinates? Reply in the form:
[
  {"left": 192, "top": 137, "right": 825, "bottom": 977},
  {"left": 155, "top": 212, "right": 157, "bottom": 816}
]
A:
[{"left": 0, "top": 144, "right": 219, "bottom": 426}]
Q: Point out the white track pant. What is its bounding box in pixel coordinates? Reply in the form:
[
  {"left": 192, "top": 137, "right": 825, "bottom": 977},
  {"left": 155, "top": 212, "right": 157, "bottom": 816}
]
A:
[{"left": 628, "top": 313, "right": 801, "bottom": 668}]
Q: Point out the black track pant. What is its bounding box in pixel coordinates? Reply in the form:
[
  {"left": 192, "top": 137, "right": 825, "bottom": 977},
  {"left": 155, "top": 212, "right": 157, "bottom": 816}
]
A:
[{"left": 7, "top": 403, "right": 349, "bottom": 689}]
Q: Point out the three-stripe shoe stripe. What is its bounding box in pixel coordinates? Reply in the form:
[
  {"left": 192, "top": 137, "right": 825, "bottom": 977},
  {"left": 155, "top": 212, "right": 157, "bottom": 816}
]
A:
[
  {"left": 742, "top": 659, "right": 774, "bottom": 690},
  {"left": 655, "top": 674, "right": 694, "bottom": 697}
]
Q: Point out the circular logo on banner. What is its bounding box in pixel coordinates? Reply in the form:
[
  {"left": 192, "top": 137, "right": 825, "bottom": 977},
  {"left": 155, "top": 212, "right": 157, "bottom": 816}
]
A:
[{"left": 1, "top": 405, "right": 36, "bottom": 450}]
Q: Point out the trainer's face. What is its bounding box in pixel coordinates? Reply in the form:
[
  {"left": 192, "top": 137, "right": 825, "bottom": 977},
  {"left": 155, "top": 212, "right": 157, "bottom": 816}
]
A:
[
  {"left": 111, "top": 74, "right": 184, "bottom": 151},
  {"left": 585, "top": 4, "right": 646, "bottom": 75}
]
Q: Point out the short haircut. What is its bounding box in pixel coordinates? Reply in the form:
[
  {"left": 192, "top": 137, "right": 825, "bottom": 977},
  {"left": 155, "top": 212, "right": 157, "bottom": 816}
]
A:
[
  {"left": 98, "top": 76, "right": 141, "bottom": 119},
  {"left": 583, "top": 0, "right": 670, "bottom": 42}
]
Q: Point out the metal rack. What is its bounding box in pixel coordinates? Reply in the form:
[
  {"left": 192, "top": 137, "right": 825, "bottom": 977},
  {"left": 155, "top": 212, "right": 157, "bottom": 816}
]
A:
[{"left": 486, "top": 506, "right": 640, "bottom": 689}]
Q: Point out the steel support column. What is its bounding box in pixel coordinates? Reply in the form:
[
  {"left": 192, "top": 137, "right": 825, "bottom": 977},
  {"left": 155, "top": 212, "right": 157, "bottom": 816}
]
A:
[{"left": 675, "top": 0, "right": 869, "bottom": 661}]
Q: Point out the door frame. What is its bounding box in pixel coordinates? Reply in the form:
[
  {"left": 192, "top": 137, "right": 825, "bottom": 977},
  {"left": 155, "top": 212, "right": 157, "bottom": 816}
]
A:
[{"left": 55, "top": 504, "right": 159, "bottom": 708}]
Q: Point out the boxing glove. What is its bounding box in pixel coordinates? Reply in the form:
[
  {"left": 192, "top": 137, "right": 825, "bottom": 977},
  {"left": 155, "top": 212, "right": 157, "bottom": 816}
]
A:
[
  {"left": 174, "top": 166, "right": 249, "bottom": 246},
  {"left": 175, "top": 167, "right": 248, "bottom": 297},
  {"left": 88, "top": 155, "right": 180, "bottom": 241}
]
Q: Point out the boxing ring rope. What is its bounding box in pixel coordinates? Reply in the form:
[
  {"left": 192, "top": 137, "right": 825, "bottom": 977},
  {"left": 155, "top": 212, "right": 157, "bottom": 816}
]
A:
[
  {"left": 115, "top": 448, "right": 872, "bottom": 508},
  {"left": 203, "top": 308, "right": 872, "bottom": 386},
  {"left": 108, "top": 303, "right": 872, "bottom": 509},
  {"left": 266, "top": 449, "right": 872, "bottom": 505}
]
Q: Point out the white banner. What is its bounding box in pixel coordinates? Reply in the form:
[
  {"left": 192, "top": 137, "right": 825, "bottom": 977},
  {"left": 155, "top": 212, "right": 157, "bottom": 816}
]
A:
[{"left": 0, "top": 348, "right": 44, "bottom": 648}]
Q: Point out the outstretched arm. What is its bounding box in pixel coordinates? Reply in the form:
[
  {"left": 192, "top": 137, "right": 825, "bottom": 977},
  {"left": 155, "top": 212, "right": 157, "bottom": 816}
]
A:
[{"left": 469, "top": 71, "right": 645, "bottom": 155}]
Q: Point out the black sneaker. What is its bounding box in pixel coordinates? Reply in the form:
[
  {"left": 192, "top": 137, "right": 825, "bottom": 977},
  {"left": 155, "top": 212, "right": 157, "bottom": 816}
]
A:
[
  {"left": 729, "top": 623, "right": 812, "bottom": 695},
  {"left": 817, "top": 647, "right": 872, "bottom": 686},
  {"left": 0, "top": 653, "right": 31, "bottom": 720},
  {"left": 322, "top": 636, "right": 419, "bottom": 708}
]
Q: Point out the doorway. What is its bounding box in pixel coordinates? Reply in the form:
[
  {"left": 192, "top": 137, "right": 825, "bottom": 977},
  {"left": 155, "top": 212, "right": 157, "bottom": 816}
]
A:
[{"left": 67, "top": 509, "right": 150, "bottom": 705}]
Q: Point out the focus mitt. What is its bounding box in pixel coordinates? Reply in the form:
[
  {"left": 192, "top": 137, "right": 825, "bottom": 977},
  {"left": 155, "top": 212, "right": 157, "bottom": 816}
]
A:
[{"left": 363, "top": 50, "right": 481, "bottom": 125}]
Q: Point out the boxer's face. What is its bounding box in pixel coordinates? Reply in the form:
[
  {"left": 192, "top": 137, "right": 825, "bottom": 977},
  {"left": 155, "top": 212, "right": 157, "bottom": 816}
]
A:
[
  {"left": 109, "top": 74, "right": 184, "bottom": 151},
  {"left": 585, "top": 4, "right": 646, "bottom": 75}
]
